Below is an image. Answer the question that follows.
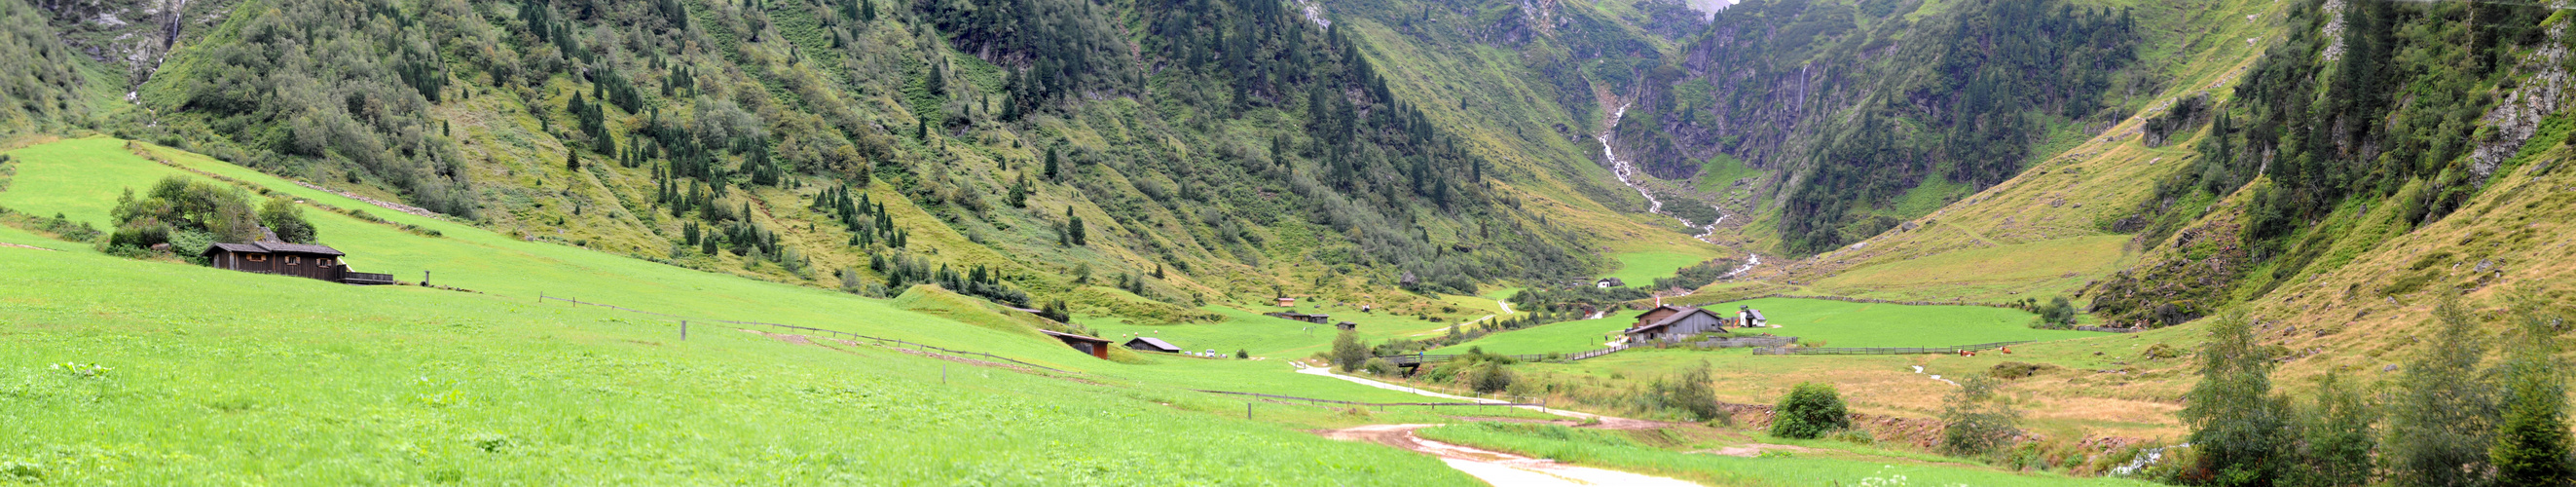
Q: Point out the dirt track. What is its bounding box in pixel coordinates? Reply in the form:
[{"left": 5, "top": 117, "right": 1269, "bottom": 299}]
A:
[{"left": 1321, "top": 424, "right": 1700, "bottom": 486}]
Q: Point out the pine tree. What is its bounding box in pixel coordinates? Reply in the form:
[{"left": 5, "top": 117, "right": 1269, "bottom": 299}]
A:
[
  {"left": 1044, "top": 146, "right": 1060, "bottom": 180},
  {"left": 2180, "top": 313, "right": 2293, "bottom": 487},
  {"left": 2493, "top": 291, "right": 2572, "bottom": 485}
]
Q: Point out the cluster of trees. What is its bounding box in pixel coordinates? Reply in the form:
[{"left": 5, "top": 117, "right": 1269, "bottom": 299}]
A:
[
  {"left": 2010, "top": 296, "right": 2079, "bottom": 329},
  {"left": 0, "top": 0, "right": 90, "bottom": 133},
  {"left": 2181, "top": 295, "right": 2569, "bottom": 486},
  {"left": 2098, "top": 0, "right": 2557, "bottom": 326},
  {"left": 166, "top": 0, "right": 479, "bottom": 217},
  {"left": 1778, "top": 0, "right": 2139, "bottom": 253},
  {"left": 868, "top": 252, "right": 1029, "bottom": 307},
  {"left": 1651, "top": 258, "right": 1740, "bottom": 291},
  {"left": 812, "top": 184, "right": 908, "bottom": 249},
  {"left": 105, "top": 176, "right": 317, "bottom": 260}
]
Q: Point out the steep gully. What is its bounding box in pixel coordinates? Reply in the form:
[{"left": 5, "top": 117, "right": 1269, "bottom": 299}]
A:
[{"left": 1597, "top": 104, "right": 1761, "bottom": 281}]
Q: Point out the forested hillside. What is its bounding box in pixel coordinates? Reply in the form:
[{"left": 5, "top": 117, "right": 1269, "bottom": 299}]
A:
[{"left": 3, "top": 0, "right": 1691, "bottom": 319}]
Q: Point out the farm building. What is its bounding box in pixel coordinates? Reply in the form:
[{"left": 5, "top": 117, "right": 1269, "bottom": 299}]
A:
[
  {"left": 1275, "top": 296, "right": 1296, "bottom": 307},
  {"left": 1264, "top": 312, "right": 1329, "bottom": 324},
  {"left": 1596, "top": 278, "right": 1625, "bottom": 288},
  {"left": 1737, "top": 306, "right": 1769, "bottom": 327},
  {"left": 1124, "top": 337, "right": 1182, "bottom": 354},
  {"left": 1633, "top": 305, "right": 1692, "bottom": 326},
  {"left": 1623, "top": 306, "right": 1727, "bottom": 343},
  {"left": 1039, "top": 330, "right": 1113, "bottom": 359},
  {"left": 1335, "top": 321, "right": 1358, "bottom": 330},
  {"left": 202, "top": 241, "right": 395, "bottom": 285}
]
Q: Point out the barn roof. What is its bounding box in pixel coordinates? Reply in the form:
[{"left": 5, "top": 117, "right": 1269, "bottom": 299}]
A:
[
  {"left": 1125, "top": 337, "right": 1181, "bottom": 352},
  {"left": 1038, "top": 329, "right": 1110, "bottom": 345},
  {"left": 1633, "top": 305, "right": 1693, "bottom": 319},
  {"left": 200, "top": 241, "right": 347, "bottom": 256},
  {"left": 1626, "top": 307, "right": 1721, "bottom": 334}
]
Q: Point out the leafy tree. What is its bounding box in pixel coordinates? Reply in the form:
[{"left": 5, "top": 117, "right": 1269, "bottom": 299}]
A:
[
  {"left": 2387, "top": 296, "right": 2499, "bottom": 487},
  {"left": 2291, "top": 372, "right": 2375, "bottom": 487},
  {"left": 1328, "top": 328, "right": 1367, "bottom": 371},
  {"left": 257, "top": 197, "right": 317, "bottom": 244},
  {"left": 108, "top": 176, "right": 263, "bottom": 254},
  {"left": 2180, "top": 313, "right": 2294, "bottom": 487},
  {"left": 1770, "top": 382, "right": 1849, "bottom": 439},
  {"left": 1666, "top": 360, "right": 1719, "bottom": 422},
  {"left": 2492, "top": 291, "right": 2572, "bottom": 485},
  {"left": 1940, "top": 375, "right": 2021, "bottom": 457}
]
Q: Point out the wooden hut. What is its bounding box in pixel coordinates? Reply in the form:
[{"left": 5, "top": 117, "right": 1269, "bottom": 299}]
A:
[
  {"left": 1040, "top": 330, "right": 1113, "bottom": 359},
  {"left": 1123, "top": 337, "right": 1182, "bottom": 354},
  {"left": 1335, "top": 321, "right": 1358, "bottom": 330},
  {"left": 1623, "top": 307, "right": 1726, "bottom": 343},
  {"left": 202, "top": 241, "right": 395, "bottom": 285},
  {"left": 1264, "top": 312, "right": 1330, "bottom": 324},
  {"left": 1275, "top": 296, "right": 1296, "bottom": 307}
]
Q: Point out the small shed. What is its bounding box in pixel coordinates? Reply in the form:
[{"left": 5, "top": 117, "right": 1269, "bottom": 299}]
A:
[
  {"left": 1275, "top": 296, "right": 1296, "bottom": 307},
  {"left": 1124, "top": 337, "right": 1182, "bottom": 354},
  {"left": 1737, "top": 306, "right": 1769, "bottom": 327},
  {"left": 1264, "top": 312, "right": 1330, "bottom": 324},
  {"left": 1335, "top": 321, "right": 1358, "bottom": 330},
  {"left": 1597, "top": 278, "right": 1625, "bottom": 288},
  {"left": 1624, "top": 307, "right": 1727, "bottom": 343},
  {"left": 1040, "top": 330, "right": 1113, "bottom": 359}
]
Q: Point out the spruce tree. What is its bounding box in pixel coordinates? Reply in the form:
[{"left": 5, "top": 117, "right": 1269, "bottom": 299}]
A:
[
  {"left": 2293, "top": 372, "right": 2375, "bottom": 487},
  {"left": 2180, "top": 313, "right": 2293, "bottom": 487},
  {"left": 2493, "top": 291, "right": 2572, "bottom": 485}
]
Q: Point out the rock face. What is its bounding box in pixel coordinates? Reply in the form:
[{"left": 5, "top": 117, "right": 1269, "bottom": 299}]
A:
[
  {"left": 35, "top": 0, "right": 231, "bottom": 88},
  {"left": 2473, "top": 24, "right": 2569, "bottom": 180}
]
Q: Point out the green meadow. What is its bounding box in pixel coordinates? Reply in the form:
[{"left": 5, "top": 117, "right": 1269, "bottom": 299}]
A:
[
  {"left": 1425, "top": 297, "right": 2100, "bottom": 356},
  {"left": 0, "top": 137, "right": 1499, "bottom": 483}
]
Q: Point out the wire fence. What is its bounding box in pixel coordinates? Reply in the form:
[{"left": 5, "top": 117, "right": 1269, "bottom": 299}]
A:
[
  {"left": 1752, "top": 341, "right": 2034, "bottom": 356},
  {"left": 1195, "top": 390, "right": 1543, "bottom": 410},
  {"left": 538, "top": 293, "right": 1074, "bottom": 374}
]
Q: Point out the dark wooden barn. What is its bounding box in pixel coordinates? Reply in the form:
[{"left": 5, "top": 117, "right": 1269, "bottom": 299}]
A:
[
  {"left": 1335, "top": 321, "right": 1358, "bottom": 330},
  {"left": 1264, "top": 312, "right": 1329, "bottom": 324},
  {"left": 1623, "top": 306, "right": 1727, "bottom": 343},
  {"left": 202, "top": 242, "right": 395, "bottom": 285},
  {"left": 1040, "top": 330, "right": 1113, "bottom": 359},
  {"left": 1123, "top": 337, "right": 1182, "bottom": 354}
]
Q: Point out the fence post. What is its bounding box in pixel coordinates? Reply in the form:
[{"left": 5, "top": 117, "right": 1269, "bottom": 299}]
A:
[{"left": 681, "top": 320, "right": 687, "bottom": 341}]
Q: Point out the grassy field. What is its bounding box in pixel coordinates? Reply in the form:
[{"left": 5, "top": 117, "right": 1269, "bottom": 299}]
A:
[
  {"left": 1809, "top": 235, "right": 2132, "bottom": 303},
  {"left": 1427, "top": 297, "right": 2097, "bottom": 356},
  {"left": 1426, "top": 316, "right": 1632, "bottom": 355},
  {"left": 1417, "top": 423, "right": 2163, "bottom": 487},
  {"left": 0, "top": 137, "right": 1518, "bottom": 483}
]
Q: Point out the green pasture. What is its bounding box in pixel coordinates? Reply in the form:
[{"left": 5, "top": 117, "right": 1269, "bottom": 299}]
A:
[
  {"left": 1713, "top": 298, "right": 2099, "bottom": 349},
  {"left": 1426, "top": 316, "right": 1632, "bottom": 356},
  {"left": 1813, "top": 235, "right": 2131, "bottom": 302},
  {"left": 0, "top": 137, "right": 1526, "bottom": 482},
  {"left": 1417, "top": 423, "right": 2161, "bottom": 487}
]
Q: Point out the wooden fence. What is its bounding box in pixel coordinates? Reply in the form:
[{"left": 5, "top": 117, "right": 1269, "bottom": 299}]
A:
[
  {"left": 1753, "top": 341, "right": 2033, "bottom": 356},
  {"left": 2074, "top": 326, "right": 2141, "bottom": 333}
]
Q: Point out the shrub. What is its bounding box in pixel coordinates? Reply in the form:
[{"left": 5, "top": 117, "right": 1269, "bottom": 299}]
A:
[
  {"left": 1989, "top": 361, "right": 2058, "bottom": 380},
  {"left": 1233, "top": 349, "right": 1249, "bottom": 359},
  {"left": 1329, "top": 329, "right": 1368, "bottom": 371},
  {"left": 1360, "top": 357, "right": 1397, "bottom": 376},
  {"left": 1939, "top": 375, "right": 2021, "bottom": 457},
  {"left": 1770, "top": 382, "right": 1849, "bottom": 439},
  {"left": 1470, "top": 362, "right": 1514, "bottom": 393}
]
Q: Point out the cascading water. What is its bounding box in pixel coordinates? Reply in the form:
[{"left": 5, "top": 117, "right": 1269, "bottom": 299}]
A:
[{"left": 1598, "top": 103, "right": 1758, "bottom": 280}]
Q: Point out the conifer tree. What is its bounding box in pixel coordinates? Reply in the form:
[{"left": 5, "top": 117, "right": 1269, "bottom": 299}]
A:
[
  {"left": 2388, "top": 296, "right": 2500, "bottom": 487},
  {"left": 2493, "top": 290, "right": 2572, "bottom": 485}
]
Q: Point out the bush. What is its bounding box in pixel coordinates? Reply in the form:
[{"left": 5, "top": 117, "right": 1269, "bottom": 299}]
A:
[
  {"left": 1470, "top": 362, "right": 1514, "bottom": 393},
  {"left": 1329, "top": 329, "right": 1368, "bottom": 371},
  {"left": 1360, "top": 357, "right": 1397, "bottom": 376},
  {"left": 1939, "top": 375, "right": 2021, "bottom": 457},
  {"left": 1770, "top": 382, "right": 1849, "bottom": 439}
]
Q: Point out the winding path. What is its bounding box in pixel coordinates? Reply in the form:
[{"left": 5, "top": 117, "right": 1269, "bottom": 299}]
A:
[{"left": 1296, "top": 363, "right": 1699, "bottom": 485}]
